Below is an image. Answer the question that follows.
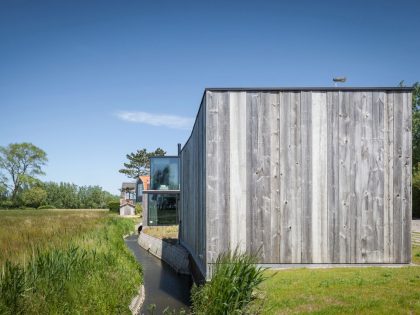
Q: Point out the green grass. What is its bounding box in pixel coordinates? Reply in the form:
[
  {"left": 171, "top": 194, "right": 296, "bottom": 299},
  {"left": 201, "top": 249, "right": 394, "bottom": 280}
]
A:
[
  {"left": 413, "top": 245, "right": 420, "bottom": 265},
  {"left": 142, "top": 225, "right": 179, "bottom": 243},
  {"left": 255, "top": 242, "right": 420, "bottom": 315},
  {"left": 0, "top": 209, "right": 142, "bottom": 314}
]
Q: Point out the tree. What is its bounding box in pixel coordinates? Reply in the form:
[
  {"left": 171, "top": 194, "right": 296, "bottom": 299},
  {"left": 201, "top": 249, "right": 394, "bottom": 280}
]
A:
[
  {"left": 21, "top": 186, "right": 47, "bottom": 208},
  {"left": 411, "top": 82, "right": 420, "bottom": 169},
  {"left": 119, "top": 148, "right": 166, "bottom": 178},
  {"left": 0, "top": 176, "right": 7, "bottom": 200},
  {"left": 408, "top": 82, "right": 420, "bottom": 218},
  {"left": 0, "top": 143, "right": 48, "bottom": 201}
]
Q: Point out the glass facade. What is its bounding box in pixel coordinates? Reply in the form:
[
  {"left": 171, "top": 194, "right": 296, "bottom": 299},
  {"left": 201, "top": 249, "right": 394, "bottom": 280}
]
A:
[
  {"left": 148, "top": 194, "right": 178, "bottom": 226},
  {"left": 150, "top": 157, "right": 180, "bottom": 190},
  {"left": 147, "top": 157, "right": 180, "bottom": 226}
]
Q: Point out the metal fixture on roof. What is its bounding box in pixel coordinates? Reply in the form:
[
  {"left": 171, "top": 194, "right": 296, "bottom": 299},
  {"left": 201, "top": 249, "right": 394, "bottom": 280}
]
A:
[{"left": 333, "top": 77, "right": 347, "bottom": 87}]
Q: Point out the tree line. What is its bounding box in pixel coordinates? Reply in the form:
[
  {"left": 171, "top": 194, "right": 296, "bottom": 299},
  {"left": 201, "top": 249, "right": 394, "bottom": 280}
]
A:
[
  {"left": 0, "top": 143, "right": 118, "bottom": 209},
  {"left": 410, "top": 82, "right": 420, "bottom": 217}
]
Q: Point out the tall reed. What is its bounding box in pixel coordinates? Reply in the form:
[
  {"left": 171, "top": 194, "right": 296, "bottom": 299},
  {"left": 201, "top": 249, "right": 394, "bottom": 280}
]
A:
[
  {"left": 191, "top": 249, "right": 266, "bottom": 315},
  {"left": 0, "top": 214, "right": 141, "bottom": 314}
]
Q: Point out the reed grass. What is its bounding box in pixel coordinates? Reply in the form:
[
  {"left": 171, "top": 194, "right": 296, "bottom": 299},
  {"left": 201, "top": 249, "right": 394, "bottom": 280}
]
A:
[
  {"left": 0, "top": 210, "right": 141, "bottom": 314},
  {"left": 191, "top": 249, "right": 265, "bottom": 315}
]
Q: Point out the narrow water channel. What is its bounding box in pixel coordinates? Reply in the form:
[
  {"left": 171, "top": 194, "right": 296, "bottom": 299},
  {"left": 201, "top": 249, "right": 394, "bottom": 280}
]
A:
[{"left": 125, "top": 235, "right": 192, "bottom": 314}]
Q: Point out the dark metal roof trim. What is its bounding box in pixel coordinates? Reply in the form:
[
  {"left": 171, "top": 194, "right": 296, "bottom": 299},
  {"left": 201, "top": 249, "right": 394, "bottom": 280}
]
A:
[
  {"left": 150, "top": 155, "right": 179, "bottom": 159},
  {"left": 206, "top": 87, "right": 413, "bottom": 92},
  {"left": 142, "top": 189, "right": 180, "bottom": 194}
]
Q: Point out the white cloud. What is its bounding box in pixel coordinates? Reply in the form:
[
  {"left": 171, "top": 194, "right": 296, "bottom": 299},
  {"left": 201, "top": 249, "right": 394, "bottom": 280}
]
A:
[{"left": 116, "top": 111, "right": 194, "bottom": 130}]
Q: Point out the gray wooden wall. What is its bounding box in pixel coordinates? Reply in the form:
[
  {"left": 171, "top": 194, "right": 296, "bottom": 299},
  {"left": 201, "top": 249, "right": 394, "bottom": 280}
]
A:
[
  {"left": 179, "top": 98, "right": 207, "bottom": 276},
  {"left": 181, "top": 88, "right": 412, "bottom": 279}
]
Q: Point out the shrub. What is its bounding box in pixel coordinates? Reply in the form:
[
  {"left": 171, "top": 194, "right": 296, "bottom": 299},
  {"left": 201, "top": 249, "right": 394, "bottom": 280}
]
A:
[
  {"left": 21, "top": 187, "right": 47, "bottom": 208},
  {"left": 0, "top": 200, "right": 13, "bottom": 209},
  {"left": 191, "top": 249, "right": 266, "bottom": 315},
  {"left": 135, "top": 203, "right": 142, "bottom": 216},
  {"left": 108, "top": 201, "right": 120, "bottom": 212}
]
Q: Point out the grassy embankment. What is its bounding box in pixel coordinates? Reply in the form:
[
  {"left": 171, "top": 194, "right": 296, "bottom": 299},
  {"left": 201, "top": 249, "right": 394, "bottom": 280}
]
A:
[
  {"left": 0, "top": 209, "right": 142, "bottom": 314},
  {"left": 142, "top": 225, "right": 178, "bottom": 244},
  {"left": 255, "top": 240, "right": 420, "bottom": 314}
]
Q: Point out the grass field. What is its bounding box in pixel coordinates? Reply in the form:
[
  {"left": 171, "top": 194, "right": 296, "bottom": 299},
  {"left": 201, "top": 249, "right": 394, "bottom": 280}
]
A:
[
  {"left": 142, "top": 225, "right": 179, "bottom": 243},
  {"left": 0, "top": 209, "right": 142, "bottom": 314},
  {"left": 255, "top": 243, "right": 420, "bottom": 314}
]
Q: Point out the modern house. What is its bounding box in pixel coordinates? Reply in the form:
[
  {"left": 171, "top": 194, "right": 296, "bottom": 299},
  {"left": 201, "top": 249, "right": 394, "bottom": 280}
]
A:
[
  {"left": 179, "top": 87, "right": 413, "bottom": 279},
  {"left": 142, "top": 156, "right": 180, "bottom": 226}
]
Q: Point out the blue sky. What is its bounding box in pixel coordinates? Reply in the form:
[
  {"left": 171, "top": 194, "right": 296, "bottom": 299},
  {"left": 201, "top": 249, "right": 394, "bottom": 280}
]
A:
[{"left": 0, "top": 0, "right": 419, "bottom": 194}]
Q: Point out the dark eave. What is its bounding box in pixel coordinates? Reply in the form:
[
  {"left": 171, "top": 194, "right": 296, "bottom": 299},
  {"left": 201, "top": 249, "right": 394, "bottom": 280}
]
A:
[{"left": 205, "top": 87, "right": 413, "bottom": 92}]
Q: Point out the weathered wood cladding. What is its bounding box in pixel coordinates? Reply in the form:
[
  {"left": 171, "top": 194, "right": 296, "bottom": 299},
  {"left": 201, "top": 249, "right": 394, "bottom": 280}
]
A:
[
  {"left": 179, "top": 97, "right": 207, "bottom": 275},
  {"left": 180, "top": 89, "right": 412, "bottom": 279}
]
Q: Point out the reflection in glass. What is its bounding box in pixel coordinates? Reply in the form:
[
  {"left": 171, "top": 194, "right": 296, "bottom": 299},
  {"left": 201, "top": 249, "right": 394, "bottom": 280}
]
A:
[
  {"left": 148, "top": 194, "right": 178, "bottom": 226},
  {"left": 150, "top": 157, "right": 179, "bottom": 190}
]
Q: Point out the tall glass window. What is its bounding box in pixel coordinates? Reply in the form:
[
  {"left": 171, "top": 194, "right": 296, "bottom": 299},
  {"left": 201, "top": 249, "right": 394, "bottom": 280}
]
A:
[
  {"left": 148, "top": 194, "right": 178, "bottom": 226},
  {"left": 148, "top": 157, "right": 180, "bottom": 225},
  {"left": 150, "top": 157, "right": 180, "bottom": 190}
]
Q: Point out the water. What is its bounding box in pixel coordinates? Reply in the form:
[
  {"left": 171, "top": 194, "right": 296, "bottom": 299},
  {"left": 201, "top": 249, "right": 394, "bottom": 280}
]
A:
[{"left": 125, "top": 235, "right": 192, "bottom": 314}]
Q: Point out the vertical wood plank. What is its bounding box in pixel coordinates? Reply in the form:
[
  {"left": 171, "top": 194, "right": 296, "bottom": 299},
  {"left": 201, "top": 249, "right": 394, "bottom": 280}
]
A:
[
  {"left": 301, "top": 91, "right": 312, "bottom": 263},
  {"left": 311, "top": 92, "right": 328, "bottom": 263},
  {"left": 247, "top": 92, "right": 267, "bottom": 257},
  {"left": 260, "top": 92, "right": 273, "bottom": 261},
  {"left": 383, "top": 93, "right": 390, "bottom": 263},
  {"left": 246, "top": 93, "right": 253, "bottom": 255},
  {"left": 206, "top": 91, "right": 220, "bottom": 266},
  {"left": 402, "top": 92, "right": 412, "bottom": 263},
  {"left": 393, "top": 92, "right": 403, "bottom": 263},
  {"left": 386, "top": 93, "right": 394, "bottom": 262},
  {"left": 338, "top": 92, "right": 351, "bottom": 263},
  {"left": 327, "top": 91, "right": 340, "bottom": 262},
  {"left": 279, "top": 92, "right": 292, "bottom": 262},
  {"left": 229, "top": 92, "right": 247, "bottom": 252},
  {"left": 358, "top": 92, "right": 378, "bottom": 262},
  {"left": 371, "top": 91, "right": 385, "bottom": 262},
  {"left": 270, "top": 92, "right": 281, "bottom": 262},
  {"left": 217, "top": 92, "right": 230, "bottom": 256},
  {"left": 290, "top": 92, "right": 302, "bottom": 263}
]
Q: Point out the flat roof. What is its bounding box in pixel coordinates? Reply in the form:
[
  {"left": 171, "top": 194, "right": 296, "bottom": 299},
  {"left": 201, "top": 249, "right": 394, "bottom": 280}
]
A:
[{"left": 206, "top": 87, "right": 413, "bottom": 92}]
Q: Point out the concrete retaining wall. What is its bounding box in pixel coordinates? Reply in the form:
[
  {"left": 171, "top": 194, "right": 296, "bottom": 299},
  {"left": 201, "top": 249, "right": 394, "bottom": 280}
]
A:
[{"left": 138, "top": 232, "right": 190, "bottom": 275}]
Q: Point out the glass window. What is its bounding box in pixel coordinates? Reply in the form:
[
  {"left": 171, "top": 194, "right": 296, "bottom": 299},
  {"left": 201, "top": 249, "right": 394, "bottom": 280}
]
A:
[
  {"left": 148, "top": 194, "right": 178, "bottom": 226},
  {"left": 150, "top": 157, "right": 179, "bottom": 190}
]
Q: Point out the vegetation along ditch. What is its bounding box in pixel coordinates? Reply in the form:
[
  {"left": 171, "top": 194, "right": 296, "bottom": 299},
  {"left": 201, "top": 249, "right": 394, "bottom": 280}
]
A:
[{"left": 0, "top": 210, "right": 142, "bottom": 314}]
